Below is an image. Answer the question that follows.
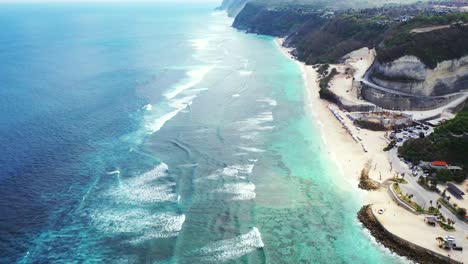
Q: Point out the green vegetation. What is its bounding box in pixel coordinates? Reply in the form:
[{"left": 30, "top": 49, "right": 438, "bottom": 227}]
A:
[
  {"left": 417, "top": 176, "right": 438, "bottom": 192},
  {"left": 232, "top": 0, "right": 468, "bottom": 68},
  {"left": 437, "top": 221, "right": 455, "bottom": 231},
  {"left": 378, "top": 12, "right": 468, "bottom": 68},
  {"left": 393, "top": 183, "right": 443, "bottom": 215},
  {"left": 297, "top": 14, "right": 388, "bottom": 64},
  {"left": 318, "top": 68, "right": 340, "bottom": 103},
  {"left": 398, "top": 104, "right": 468, "bottom": 182},
  {"left": 393, "top": 183, "right": 424, "bottom": 212}
]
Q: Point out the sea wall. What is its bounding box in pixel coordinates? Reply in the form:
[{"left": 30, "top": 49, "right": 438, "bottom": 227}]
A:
[
  {"left": 358, "top": 205, "right": 460, "bottom": 264},
  {"left": 371, "top": 55, "right": 468, "bottom": 96}
]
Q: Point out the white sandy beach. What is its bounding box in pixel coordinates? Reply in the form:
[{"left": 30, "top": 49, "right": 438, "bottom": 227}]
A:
[{"left": 276, "top": 39, "right": 467, "bottom": 263}]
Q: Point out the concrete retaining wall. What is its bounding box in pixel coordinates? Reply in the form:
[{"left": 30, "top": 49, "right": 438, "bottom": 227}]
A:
[
  {"left": 361, "top": 84, "right": 462, "bottom": 111},
  {"left": 388, "top": 185, "right": 418, "bottom": 214}
]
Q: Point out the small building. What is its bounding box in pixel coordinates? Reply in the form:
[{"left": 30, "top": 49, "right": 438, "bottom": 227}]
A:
[
  {"left": 448, "top": 165, "right": 463, "bottom": 172},
  {"left": 430, "top": 161, "right": 448, "bottom": 170},
  {"left": 447, "top": 183, "right": 465, "bottom": 199}
]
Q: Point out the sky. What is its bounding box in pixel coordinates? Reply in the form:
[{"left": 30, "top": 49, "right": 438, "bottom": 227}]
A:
[{"left": 0, "top": 0, "right": 220, "bottom": 2}]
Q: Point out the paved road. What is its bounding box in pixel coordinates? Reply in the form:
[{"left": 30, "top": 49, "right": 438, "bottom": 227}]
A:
[{"left": 388, "top": 148, "right": 468, "bottom": 231}]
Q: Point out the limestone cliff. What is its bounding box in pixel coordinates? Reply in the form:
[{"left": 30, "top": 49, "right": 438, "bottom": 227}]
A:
[{"left": 370, "top": 55, "right": 468, "bottom": 97}]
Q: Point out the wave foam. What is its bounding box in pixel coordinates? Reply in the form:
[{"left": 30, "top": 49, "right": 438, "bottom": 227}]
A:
[
  {"left": 237, "top": 147, "right": 265, "bottom": 153},
  {"left": 239, "top": 70, "right": 253, "bottom": 76},
  {"left": 143, "top": 104, "right": 153, "bottom": 111},
  {"left": 195, "top": 228, "right": 264, "bottom": 262},
  {"left": 146, "top": 95, "right": 196, "bottom": 134},
  {"left": 105, "top": 163, "right": 176, "bottom": 204},
  {"left": 91, "top": 209, "right": 185, "bottom": 244},
  {"left": 219, "top": 182, "right": 256, "bottom": 201},
  {"left": 256, "top": 98, "right": 277, "bottom": 107},
  {"left": 238, "top": 111, "right": 274, "bottom": 132},
  {"left": 190, "top": 39, "right": 210, "bottom": 50},
  {"left": 164, "top": 66, "right": 213, "bottom": 100}
]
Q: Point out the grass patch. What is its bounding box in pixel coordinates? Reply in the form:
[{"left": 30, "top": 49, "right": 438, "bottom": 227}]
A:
[{"left": 437, "top": 221, "right": 455, "bottom": 231}]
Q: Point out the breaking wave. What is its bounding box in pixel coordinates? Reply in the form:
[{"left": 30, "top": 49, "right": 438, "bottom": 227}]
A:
[{"left": 193, "top": 228, "right": 264, "bottom": 262}]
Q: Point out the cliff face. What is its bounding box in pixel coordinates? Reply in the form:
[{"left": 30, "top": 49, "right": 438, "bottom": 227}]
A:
[
  {"left": 217, "top": 0, "right": 250, "bottom": 17},
  {"left": 371, "top": 55, "right": 468, "bottom": 96},
  {"left": 232, "top": 2, "right": 316, "bottom": 36}
]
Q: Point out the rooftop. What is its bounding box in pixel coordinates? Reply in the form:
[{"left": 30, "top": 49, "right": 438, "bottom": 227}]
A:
[{"left": 431, "top": 161, "right": 448, "bottom": 167}]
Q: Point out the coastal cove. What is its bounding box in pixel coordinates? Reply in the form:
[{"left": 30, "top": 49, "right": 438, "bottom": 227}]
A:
[{"left": 1, "top": 2, "right": 465, "bottom": 263}]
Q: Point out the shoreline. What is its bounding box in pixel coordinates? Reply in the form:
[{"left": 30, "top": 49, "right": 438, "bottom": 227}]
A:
[
  {"left": 274, "top": 38, "right": 466, "bottom": 263},
  {"left": 275, "top": 38, "right": 370, "bottom": 196}
]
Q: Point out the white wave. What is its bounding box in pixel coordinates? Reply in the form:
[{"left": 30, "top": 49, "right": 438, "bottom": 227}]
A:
[
  {"left": 195, "top": 228, "right": 264, "bottom": 262},
  {"left": 237, "top": 147, "right": 266, "bottom": 153},
  {"left": 219, "top": 182, "right": 256, "bottom": 201},
  {"left": 164, "top": 66, "right": 213, "bottom": 100},
  {"left": 231, "top": 163, "right": 256, "bottom": 175},
  {"left": 143, "top": 104, "right": 153, "bottom": 111},
  {"left": 232, "top": 93, "right": 240, "bottom": 98},
  {"left": 240, "top": 132, "right": 259, "bottom": 140},
  {"left": 222, "top": 167, "right": 239, "bottom": 177},
  {"left": 190, "top": 39, "right": 210, "bottom": 50},
  {"left": 105, "top": 163, "right": 177, "bottom": 204},
  {"left": 168, "top": 95, "right": 196, "bottom": 109},
  {"left": 238, "top": 111, "right": 274, "bottom": 132},
  {"left": 146, "top": 109, "right": 180, "bottom": 134},
  {"left": 106, "top": 170, "right": 120, "bottom": 175},
  {"left": 91, "top": 209, "right": 185, "bottom": 243},
  {"left": 256, "top": 98, "right": 277, "bottom": 107},
  {"left": 239, "top": 70, "right": 252, "bottom": 76},
  {"left": 146, "top": 95, "right": 196, "bottom": 134},
  {"left": 179, "top": 163, "right": 199, "bottom": 168},
  {"left": 233, "top": 153, "right": 248, "bottom": 156}
]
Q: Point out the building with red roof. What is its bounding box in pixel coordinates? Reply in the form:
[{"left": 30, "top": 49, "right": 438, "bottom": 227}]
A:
[{"left": 430, "top": 161, "right": 448, "bottom": 169}]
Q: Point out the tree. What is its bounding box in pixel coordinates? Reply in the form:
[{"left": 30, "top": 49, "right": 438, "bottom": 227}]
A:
[
  {"left": 436, "top": 169, "right": 454, "bottom": 182},
  {"left": 429, "top": 200, "right": 433, "bottom": 206},
  {"left": 419, "top": 132, "right": 425, "bottom": 138},
  {"left": 430, "top": 179, "right": 438, "bottom": 189},
  {"left": 447, "top": 196, "right": 451, "bottom": 202}
]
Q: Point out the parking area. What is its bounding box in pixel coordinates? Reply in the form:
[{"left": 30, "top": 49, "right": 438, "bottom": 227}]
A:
[{"left": 390, "top": 125, "right": 434, "bottom": 147}]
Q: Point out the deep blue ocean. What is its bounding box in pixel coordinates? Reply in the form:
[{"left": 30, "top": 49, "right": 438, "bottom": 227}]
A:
[{"left": 0, "top": 3, "right": 408, "bottom": 263}]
